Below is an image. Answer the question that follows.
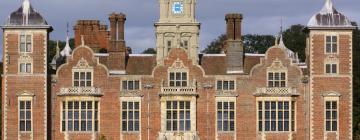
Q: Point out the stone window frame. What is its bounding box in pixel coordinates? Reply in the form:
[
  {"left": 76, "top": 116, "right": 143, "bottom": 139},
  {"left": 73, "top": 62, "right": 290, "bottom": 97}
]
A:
[
  {"left": 216, "top": 80, "right": 236, "bottom": 91},
  {"left": 322, "top": 92, "right": 340, "bottom": 133},
  {"left": 180, "top": 33, "right": 191, "bottom": 49},
  {"left": 18, "top": 34, "right": 33, "bottom": 54},
  {"left": 120, "top": 97, "right": 141, "bottom": 134},
  {"left": 215, "top": 97, "right": 236, "bottom": 133},
  {"left": 324, "top": 34, "right": 339, "bottom": 54},
  {"left": 165, "top": 100, "right": 191, "bottom": 132},
  {"left": 72, "top": 58, "right": 94, "bottom": 87},
  {"left": 18, "top": 54, "right": 33, "bottom": 74},
  {"left": 266, "top": 59, "right": 288, "bottom": 88},
  {"left": 17, "top": 94, "right": 34, "bottom": 133},
  {"left": 168, "top": 59, "right": 190, "bottom": 87},
  {"left": 256, "top": 97, "right": 296, "bottom": 133},
  {"left": 121, "top": 80, "right": 141, "bottom": 91},
  {"left": 60, "top": 97, "right": 100, "bottom": 133},
  {"left": 168, "top": 71, "right": 188, "bottom": 87},
  {"left": 324, "top": 56, "right": 339, "bottom": 75},
  {"left": 164, "top": 33, "right": 175, "bottom": 53},
  {"left": 160, "top": 96, "right": 197, "bottom": 132}
]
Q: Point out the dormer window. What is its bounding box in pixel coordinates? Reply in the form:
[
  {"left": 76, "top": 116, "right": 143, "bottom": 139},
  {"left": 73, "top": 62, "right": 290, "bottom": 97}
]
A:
[
  {"left": 325, "top": 36, "right": 337, "bottom": 54},
  {"left": 20, "top": 34, "right": 32, "bottom": 53},
  {"left": 268, "top": 72, "right": 286, "bottom": 87},
  {"left": 169, "top": 72, "right": 187, "bottom": 87},
  {"left": 73, "top": 71, "right": 92, "bottom": 87}
]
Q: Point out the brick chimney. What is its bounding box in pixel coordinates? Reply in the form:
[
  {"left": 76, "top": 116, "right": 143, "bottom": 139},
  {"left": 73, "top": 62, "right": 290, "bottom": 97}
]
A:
[
  {"left": 108, "top": 13, "right": 127, "bottom": 74},
  {"left": 225, "top": 13, "right": 244, "bottom": 74}
]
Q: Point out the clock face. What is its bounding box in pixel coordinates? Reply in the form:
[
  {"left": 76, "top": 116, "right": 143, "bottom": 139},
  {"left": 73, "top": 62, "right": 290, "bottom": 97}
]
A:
[{"left": 172, "top": 2, "right": 183, "bottom": 14}]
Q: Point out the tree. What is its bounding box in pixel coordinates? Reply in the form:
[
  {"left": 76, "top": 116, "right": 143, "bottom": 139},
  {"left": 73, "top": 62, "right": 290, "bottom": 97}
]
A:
[
  {"left": 353, "top": 23, "right": 360, "bottom": 139},
  {"left": 243, "top": 34, "right": 275, "bottom": 54},
  {"left": 201, "top": 34, "right": 226, "bottom": 54},
  {"left": 201, "top": 34, "right": 275, "bottom": 54},
  {"left": 282, "top": 24, "right": 307, "bottom": 61},
  {"left": 142, "top": 48, "right": 157, "bottom": 54}
]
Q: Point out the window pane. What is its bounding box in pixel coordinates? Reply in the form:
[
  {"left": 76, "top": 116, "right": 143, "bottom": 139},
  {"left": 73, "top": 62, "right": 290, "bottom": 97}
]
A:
[
  {"left": 26, "top": 121, "right": 31, "bottom": 131},
  {"left": 20, "top": 101, "right": 25, "bottom": 109},
  {"left": 135, "top": 81, "right": 139, "bottom": 90},
  {"left": 268, "top": 73, "right": 273, "bottom": 80},
  {"left": 170, "top": 73, "right": 174, "bottom": 80},
  {"left": 332, "top": 64, "right": 337, "bottom": 74},
  {"left": 182, "top": 73, "right": 187, "bottom": 80},
  {"left": 217, "top": 81, "right": 222, "bottom": 90},
  {"left": 229, "top": 81, "right": 235, "bottom": 90},
  {"left": 129, "top": 81, "right": 134, "bottom": 90},
  {"left": 176, "top": 73, "right": 181, "bottom": 80},
  {"left": 223, "top": 81, "right": 229, "bottom": 90},
  {"left": 26, "top": 43, "right": 31, "bottom": 52},
  {"left": 122, "top": 81, "right": 127, "bottom": 90},
  {"left": 20, "top": 111, "right": 25, "bottom": 119},
  {"left": 26, "top": 64, "right": 31, "bottom": 73}
]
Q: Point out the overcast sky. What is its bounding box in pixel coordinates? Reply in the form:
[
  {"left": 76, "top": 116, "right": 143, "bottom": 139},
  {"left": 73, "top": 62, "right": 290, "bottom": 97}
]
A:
[{"left": 0, "top": 0, "right": 359, "bottom": 54}]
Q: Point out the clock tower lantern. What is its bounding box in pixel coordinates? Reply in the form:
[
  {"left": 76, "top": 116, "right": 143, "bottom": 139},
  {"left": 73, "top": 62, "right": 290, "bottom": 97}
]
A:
[{"left": 155, "top": 0, "right": 200, "bottom": 64}]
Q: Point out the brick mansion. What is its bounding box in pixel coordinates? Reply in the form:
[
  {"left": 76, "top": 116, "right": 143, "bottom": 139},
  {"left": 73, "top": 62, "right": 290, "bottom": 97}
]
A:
[{"left": 1, "top": 0, "right": 356, "bottom": 139}]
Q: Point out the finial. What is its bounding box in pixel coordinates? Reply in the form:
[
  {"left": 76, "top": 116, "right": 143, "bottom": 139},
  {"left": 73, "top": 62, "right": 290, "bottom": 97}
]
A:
[
  {"left": 56, "top": 41, "right": 60, "bottom": 55},
  {"left": 81, "top": 35, "right": 85, "bottom": 46},
  {"left": 22, "top": 0, "right": 31, "bottom": 25},
  {"left": 320, "top": 0, "right": 334, "bottom": 14},
  {"left": 66, "top": 22, "right": 69, "bottom": 37}
]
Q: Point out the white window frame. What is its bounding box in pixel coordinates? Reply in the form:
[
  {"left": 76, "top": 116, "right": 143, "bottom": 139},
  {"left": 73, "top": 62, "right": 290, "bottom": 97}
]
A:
[
  {"left": 256, "top": 97, "right": 296, "bottom": 132},
  {"left": 120, "top": 97, "right": 141, "bottom": 133},
  {"left": 216, "top": 97, "right": 236, "bottom": 132},
  {"left": 216, "top": 80, "right": 236, "bottom": 91},
  {"left": 168, "top": 71, "right": 188, "bottom": 87},
  {"left": 61, "top": 99, "right": 99, "bottom": 132},
  {"left": 325, "top": 63, "right": 338, "bottom": 75},
  {"left": 267, "top": 71, "right": 287, "bottom": 88},
  {"left": 122, "top": 80, "right": 141, "bottom": 91},
  {"left": 19, "top": 62, "right": 32, "bottom": 74},
  {"left": 72, "top": 70, "right": 93, "bottom": 87},
  {"left": 19, "top": 34, "right": 32, "bottom": 53},
  {"left": 325, "top": 35, "right": 338, "bottom": 54},
  {"left": 165, "top": 100, "right": 191, "bottom": 132},
  {"left": 18, "top": 98, "right": 32, "bottom": 133},
  {"left": 324, "top": 97, "right": 339, "bottom": 132}
]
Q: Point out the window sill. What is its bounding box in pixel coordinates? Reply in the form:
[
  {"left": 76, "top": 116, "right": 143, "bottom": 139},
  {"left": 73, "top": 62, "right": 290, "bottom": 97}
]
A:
[
  {"left": 19, "top": 131, "right": 32, "bottom": 134},
  {"left": 121, "top": 131, "right": 140, "bottom": 134},
  {"left": 61, "top": 131, "right": 98, "bottom": 134},
  {"left": 217, "top": 131, "right": 235, "bottom": 134},
  {"left": 257, "top": 131, "right": 294, "bottom": 134}
]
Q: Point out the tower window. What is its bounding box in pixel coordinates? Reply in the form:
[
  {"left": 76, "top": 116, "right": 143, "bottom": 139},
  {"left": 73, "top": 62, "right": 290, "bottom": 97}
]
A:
[
  {"left": 167, "top": 41, "right": 172, "bottom": 48},
  {"left": 19, "top": 100, "right": 32, "bottom": 132},
  {"left": 325, "top": 101, "right": 337, "bottom": 131},
  {"left": 325, "top": 36, "right": 337, "bottom": 54},
  {"left": 19, "top": 63, "right": 31, "bottom": 73},
  {"left": 20, "top": 35, "right": 32, "bottom": 53},
  {"left": 325, "top": 64, "right": 337, "bottom": 74}
]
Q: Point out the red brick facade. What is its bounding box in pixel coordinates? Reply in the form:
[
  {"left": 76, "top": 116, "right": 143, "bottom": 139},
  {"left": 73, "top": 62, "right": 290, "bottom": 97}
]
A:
[{"left": 1, "top": 1, "right": 355, "bottom": 140}]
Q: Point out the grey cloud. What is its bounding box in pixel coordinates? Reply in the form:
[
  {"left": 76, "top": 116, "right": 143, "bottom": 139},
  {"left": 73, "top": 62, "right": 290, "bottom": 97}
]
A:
[{"left": 0, "top": 0, "right": 359, "bottom": 55}]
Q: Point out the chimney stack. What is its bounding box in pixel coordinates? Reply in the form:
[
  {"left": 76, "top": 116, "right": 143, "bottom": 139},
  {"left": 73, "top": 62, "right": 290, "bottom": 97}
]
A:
[
  {"left": 225, "top": 13, "right": 242, "bottom": 40},
  {"left": 108, "top": 13, "right": 127, "bottom": 74},
  {"left": 225, "top": 13, "right": 244, "bottom": 74}
]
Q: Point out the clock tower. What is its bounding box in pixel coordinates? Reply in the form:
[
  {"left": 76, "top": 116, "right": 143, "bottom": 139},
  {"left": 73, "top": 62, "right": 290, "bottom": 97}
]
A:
[{"left": 155, "top": 0, "right": 200, "bottom": 64}]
